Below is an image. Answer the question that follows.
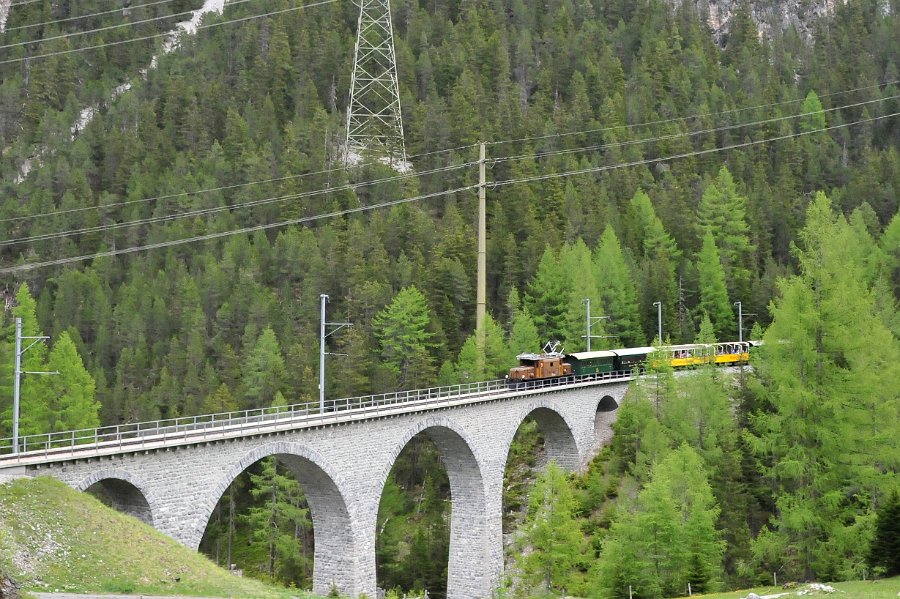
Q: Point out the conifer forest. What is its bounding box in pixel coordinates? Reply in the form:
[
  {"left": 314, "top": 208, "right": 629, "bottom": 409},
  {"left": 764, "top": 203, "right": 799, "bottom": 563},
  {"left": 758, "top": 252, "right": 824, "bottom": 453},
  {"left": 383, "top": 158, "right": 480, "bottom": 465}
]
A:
[{"left": 0, "top": 0, "right": 899, "bottom": 595}]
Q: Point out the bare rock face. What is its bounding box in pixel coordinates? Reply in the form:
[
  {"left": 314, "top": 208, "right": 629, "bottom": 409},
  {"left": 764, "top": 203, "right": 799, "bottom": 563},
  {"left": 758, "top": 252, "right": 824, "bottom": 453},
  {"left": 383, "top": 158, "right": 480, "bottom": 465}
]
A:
[
  {"left": 0, "top": 572, "right": 19, "bottom": 599},
  {"left": 669, "top": 0, "right": 892, "bottom": 45}
]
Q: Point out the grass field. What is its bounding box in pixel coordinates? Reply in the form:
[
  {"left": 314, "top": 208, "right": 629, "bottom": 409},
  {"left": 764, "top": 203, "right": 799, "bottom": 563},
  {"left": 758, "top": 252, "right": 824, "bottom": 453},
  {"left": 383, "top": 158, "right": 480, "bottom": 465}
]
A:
[
  {"left": 0, "top": 476, "right": 312, "bottom": 598},
  {"left": 691, "top": 577, "right": 900, "bottom": 599}
]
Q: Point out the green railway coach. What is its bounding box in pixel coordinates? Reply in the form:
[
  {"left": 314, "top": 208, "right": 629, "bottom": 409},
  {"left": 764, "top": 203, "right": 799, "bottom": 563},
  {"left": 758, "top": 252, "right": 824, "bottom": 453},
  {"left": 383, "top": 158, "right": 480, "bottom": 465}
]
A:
[{"left": 566, "top": 350, "right": 617, "bottom": 376}]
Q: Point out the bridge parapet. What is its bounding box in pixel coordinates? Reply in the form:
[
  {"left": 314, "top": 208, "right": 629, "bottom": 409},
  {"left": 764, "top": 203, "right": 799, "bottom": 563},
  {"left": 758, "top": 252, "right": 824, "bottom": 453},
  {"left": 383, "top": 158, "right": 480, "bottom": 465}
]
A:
[
  {"left": 0, "top": 371, "right": 635, "bottom": 467},
  {"left": 1, "top": 379, "right": 631, "bottom": 598}
]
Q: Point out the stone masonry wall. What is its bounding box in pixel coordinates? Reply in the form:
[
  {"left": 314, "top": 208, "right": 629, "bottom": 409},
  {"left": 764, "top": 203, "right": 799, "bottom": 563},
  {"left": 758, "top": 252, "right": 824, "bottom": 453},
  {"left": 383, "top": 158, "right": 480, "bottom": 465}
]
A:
[{"left": 29, "top": 382, "right": 628, "bottom": 598}]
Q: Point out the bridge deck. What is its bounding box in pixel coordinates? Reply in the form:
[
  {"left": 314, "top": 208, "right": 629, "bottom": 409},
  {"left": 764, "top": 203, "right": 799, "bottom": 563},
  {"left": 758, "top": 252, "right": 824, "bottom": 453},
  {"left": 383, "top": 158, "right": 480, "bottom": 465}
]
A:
[{"left": 0, "top": 371, "right": 636, "bottom": 468}]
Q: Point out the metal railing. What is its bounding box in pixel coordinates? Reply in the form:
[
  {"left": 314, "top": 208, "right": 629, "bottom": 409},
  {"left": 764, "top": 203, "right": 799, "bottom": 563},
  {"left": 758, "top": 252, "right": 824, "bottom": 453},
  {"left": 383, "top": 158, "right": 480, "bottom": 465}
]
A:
[{"left": 0, "top": 369, "right": 634, "bottom": 462}]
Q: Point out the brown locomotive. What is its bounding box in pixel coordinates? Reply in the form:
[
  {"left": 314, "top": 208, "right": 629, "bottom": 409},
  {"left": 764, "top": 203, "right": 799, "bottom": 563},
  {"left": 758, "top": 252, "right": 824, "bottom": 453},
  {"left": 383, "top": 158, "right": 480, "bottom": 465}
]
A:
[{"left": 507, "top": 342, "right": 573, "bottom": 386}]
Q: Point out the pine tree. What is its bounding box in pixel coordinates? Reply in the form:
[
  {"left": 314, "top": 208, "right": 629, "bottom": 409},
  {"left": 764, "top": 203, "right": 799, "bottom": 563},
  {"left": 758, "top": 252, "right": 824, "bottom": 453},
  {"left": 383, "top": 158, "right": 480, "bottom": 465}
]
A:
[
  {"left": 593, "top": 225, "right": 644, "bottom": 347},
  {"left": 869, "top": 490, "right": 900, "bottom": 577},
  {"left": 525, "top": 246, "right": 572, "bottom": 343},
  {"left": 373, "top": 286, "right": 436, "bottom": 390},
  {"left": 696, "top": 232, "right": 733, "bottom": 340},
  {"left": 696, "top": 166, "right": 754, "bottom": 302}
]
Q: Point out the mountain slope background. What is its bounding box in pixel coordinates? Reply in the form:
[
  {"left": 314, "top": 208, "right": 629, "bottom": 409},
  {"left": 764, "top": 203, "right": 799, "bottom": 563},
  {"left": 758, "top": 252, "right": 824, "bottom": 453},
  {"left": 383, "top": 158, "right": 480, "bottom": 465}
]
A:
[{"left": 0, "top": 0, "right": 898, "bottom": 594}]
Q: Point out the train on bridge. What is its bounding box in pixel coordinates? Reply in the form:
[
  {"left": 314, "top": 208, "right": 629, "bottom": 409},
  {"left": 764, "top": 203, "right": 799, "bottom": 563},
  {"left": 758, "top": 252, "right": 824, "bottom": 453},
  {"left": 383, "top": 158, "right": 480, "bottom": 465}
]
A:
[{"left": 507, "top": 341, "right": 755, "bottom": 388}]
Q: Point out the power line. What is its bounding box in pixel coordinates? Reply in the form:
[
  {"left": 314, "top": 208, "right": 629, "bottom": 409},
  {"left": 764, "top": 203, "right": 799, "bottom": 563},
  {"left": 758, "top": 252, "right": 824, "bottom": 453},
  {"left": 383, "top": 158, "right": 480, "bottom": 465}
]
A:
[
  {"left": 0, "top": 162, "right": 473, "bottom": 246},
  {"left": 3, "top": 0, "right": 183, "bottom": 33},
  {"left": 0, "top": 0, "right": 340, "bottom": 65},
  {"left": 2, "top": 161, "right": 377, "bottom": 224},
  {"left": 490, "top": 94, "right": 899, "bottom": 166},
  {"left": 0, "top": 185, "right": 479, "bottom": 274},
  {"left": 0, "top": 0, "right": 256, "bottom": 50},
  {"left": 485, "top": 79, "right": 900, "bottom": 148},
  {"left": 3, "top": 94, "right": 893, "bottom": 245},
  {"left": 491, "top": 112, "right": 898, "bottom": 189},
  {"left": 1, "top": 112, "right": 893, "bottom": 275},
  {"left": 3, "top": 83, "right": 881, "bottom": 224},
  {"left": 2, "top": 144, "right": 480, "bottom": 224}
]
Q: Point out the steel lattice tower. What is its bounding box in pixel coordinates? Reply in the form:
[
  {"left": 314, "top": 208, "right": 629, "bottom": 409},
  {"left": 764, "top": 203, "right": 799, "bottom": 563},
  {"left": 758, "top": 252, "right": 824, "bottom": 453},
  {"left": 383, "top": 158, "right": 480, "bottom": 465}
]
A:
[{"left": 345, "top": 0, "right": 407, "bottom": 169}]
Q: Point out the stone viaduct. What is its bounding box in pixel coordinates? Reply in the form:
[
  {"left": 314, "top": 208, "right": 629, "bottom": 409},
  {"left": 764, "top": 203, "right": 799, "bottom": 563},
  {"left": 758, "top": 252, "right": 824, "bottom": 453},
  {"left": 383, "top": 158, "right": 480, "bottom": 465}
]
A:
[{"left": 0, "top": 380, "right": 630, "bottom": 598}]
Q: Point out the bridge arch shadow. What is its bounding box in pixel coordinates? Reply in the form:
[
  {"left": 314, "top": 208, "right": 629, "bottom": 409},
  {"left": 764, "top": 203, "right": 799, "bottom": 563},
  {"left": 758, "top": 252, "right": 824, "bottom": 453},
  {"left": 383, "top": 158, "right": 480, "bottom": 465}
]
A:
[
  {"left": 597, "top": 394, "right": 619, "bottom": 412},
  {"left": 77, "top": 469, "right": 158, "bottom": 526},
  {"left": 198, "top": 441, "right": 357, "bottom": 596},
  {"left": 376, "top": 416, "right": 490, "bottom": 599},
  {"left": 506, "top": 402, "right": 581, "bottom": 472}
]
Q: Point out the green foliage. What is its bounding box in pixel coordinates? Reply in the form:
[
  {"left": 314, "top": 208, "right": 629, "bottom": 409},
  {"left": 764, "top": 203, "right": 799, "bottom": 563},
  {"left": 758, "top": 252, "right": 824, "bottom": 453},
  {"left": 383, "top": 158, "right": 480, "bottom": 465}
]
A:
[
  {"left": 454, "top": 313, "right": 511, "bottom": 381},
  {"left": 591, "top": 446, "right": 724, "bottom": 598},
  {"left": 525, "top": 247, "right": 572, "bottom": 344},
  {"left": 242, "top": 327, "right": 287, "bottom": 410},
  {"left": 696, "top": 167, "right": 754, "bottom": 302},
  {"left": 870, "top": 491, "right": 900, "bottom": 577},
  {"left": 0, "top": 0, "right": 898, "bottom": 592},
  {"left": 696, "top": 233, "right": 733, "bottom": 340},
  {"left": 375, "top": 436, "right": 449, "bottom": 596},
  {"left": 244, "top": 457, "right": 312, "bottom": 585},
  {"left": 747, "top": 193, "right": 900, "bottom": 581},
  {"left": 799, "top": 90, "right": 827, "bottom": 133},
  {"left": 515, "top": 463, "right": 586, "bottom": 596},
  {"left": 373, "top": 286, "right": 437, "bottom": 390},
  {"left": 594, "top": 226, "right": 644, "bottom": 347}
]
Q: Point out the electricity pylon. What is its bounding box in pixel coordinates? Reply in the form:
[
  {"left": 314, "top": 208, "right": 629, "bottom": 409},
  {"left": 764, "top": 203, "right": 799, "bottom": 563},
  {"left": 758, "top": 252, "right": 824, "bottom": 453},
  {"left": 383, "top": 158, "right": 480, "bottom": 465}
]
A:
[{"left": 345, "top": 0, "right": 408, "bottom": 170}]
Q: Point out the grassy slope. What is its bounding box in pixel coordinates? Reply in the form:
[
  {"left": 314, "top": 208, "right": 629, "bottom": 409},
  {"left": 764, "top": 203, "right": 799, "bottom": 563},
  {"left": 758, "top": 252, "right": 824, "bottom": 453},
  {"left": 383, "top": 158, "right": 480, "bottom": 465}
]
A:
[{"left": 0, "top": 476, "right": 308, "bottom": 597}]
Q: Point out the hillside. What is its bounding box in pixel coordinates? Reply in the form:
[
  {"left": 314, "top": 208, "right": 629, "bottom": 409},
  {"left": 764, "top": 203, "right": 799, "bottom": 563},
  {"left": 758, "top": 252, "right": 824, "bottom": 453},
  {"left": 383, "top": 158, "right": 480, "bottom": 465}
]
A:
[
  {"left": 0, "top": 0, "right": 898, "bottom": 593},
  {"left": 0, "top": 476, "right": 303, "bottom": 598}
]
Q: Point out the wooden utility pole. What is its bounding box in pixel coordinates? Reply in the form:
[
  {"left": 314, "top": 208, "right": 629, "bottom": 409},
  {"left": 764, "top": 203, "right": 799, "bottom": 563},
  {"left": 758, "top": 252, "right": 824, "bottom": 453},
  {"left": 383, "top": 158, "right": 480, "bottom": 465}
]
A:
[{"left": 476, "top": 142, "right": 486, "bottom": 374}]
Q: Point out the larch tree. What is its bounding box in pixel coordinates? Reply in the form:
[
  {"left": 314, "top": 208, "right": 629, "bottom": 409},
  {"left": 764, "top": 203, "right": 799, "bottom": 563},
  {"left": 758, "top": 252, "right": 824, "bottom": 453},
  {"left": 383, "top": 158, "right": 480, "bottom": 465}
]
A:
[
  {"left": 245, "top": 456, "right": 312, "bottom": 584},
  {"left": 242, "top": 326, "right": 287, "bottom": 410},
  {"left": 507, "top": 305, "right": 542, "bottom": 362},
  {"left": 592, "top": 445, "right": 724, "bottom": 598},
  {"left": 748, "top": 193, "right": 900, "bottom": 581},
  {"left": 515, "top": 462, "right": 586, "bottom": 596},
  {"left": 559, "top": 239, "right": 603, "bottom": 352},
  {"left": 3, "top": 285, "right": 49, "bottom": 438},
  {"left": 454, "top": 313, "right": 511, "bottom": 381},
  {"left": 628, "top": 190, "right": 681, "bottom": 342},
  {"left": 42, "top": 331, "right": 100, "bottom": 433}
]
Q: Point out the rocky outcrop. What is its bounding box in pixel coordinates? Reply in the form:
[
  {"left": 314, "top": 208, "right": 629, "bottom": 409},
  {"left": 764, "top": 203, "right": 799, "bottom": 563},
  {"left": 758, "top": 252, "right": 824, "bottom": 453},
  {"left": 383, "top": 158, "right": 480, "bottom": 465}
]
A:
[
  {"left": 0, "top": 571, "right": 19, "bottom": 599},
  {"left": 670, "top": 0, "right": 892, "bottom": 44}
]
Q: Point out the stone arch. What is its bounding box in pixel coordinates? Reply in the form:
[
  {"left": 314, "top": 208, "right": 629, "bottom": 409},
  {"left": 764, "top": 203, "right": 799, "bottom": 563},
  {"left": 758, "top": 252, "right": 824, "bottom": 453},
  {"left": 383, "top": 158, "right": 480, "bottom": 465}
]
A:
[
  {"left": 77, "top": 469, "right": 158, "bottom": 526},
  {"left": 505, "top": 400, "right": 582, "bottom": 472},
  {"left": 197, "top": 441, "right": 358, "bottom": 597},
  {"left": 597, "top": 394, "right": 619, "bottom": 412},
  {"left": 377, "top": 415, "right": 493, "bottom": 599}
]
